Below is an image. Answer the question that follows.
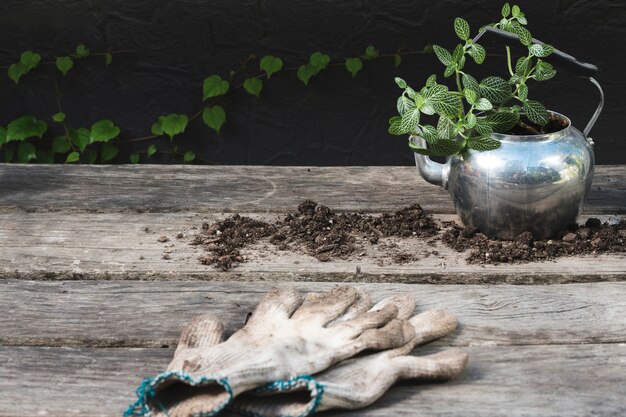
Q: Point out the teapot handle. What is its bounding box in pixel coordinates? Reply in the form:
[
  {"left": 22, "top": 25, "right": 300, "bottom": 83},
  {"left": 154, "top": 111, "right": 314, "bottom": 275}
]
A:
[{"left": 474, "top": 26, "right": 603, "bottom": 139}]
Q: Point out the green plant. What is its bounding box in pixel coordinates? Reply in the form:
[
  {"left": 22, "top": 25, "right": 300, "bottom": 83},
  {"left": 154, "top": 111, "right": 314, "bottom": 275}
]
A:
[
  {"left": 1, "top": 41, "right": 431, "bottom": 164},
  {"left": 389, "top": 3, "right": 557, "bottom": 156}
]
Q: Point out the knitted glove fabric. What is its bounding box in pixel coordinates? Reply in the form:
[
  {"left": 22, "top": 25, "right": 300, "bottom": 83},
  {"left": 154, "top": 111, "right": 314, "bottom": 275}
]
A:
[
  {"left": 125, "top": 286, "right": 416, "bottom": 417},
  {"left": 229, "top": 309, "right": 468, "bottom": 417}
]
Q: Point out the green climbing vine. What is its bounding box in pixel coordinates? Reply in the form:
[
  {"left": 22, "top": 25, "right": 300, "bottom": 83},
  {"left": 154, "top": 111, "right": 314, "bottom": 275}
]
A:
[{"left": 0, "top": 42, "right": 430, "bottom": 164}]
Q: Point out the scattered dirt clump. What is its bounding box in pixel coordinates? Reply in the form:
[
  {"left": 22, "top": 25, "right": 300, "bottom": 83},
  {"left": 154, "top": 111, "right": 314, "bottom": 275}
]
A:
[
  {"left": 192, "top": 214, "right": 276, "bottom": 270},
  {"left": 442, "top": 218, "right": 626, "bottom": 264}
]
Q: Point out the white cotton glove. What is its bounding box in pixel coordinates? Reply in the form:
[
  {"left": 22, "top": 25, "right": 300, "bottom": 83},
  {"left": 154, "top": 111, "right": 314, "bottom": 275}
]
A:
[
  {"left": 124, "top": 286, "right": 416, "bottom": 417},
  {"left": 229, "top": 309, "right": 468, "bottom": 417}
]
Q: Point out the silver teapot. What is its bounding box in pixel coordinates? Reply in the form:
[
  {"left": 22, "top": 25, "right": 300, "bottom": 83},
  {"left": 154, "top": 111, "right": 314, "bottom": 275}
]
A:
[{"left": 413, "top": 28, "right": 604, "bottom": 239}]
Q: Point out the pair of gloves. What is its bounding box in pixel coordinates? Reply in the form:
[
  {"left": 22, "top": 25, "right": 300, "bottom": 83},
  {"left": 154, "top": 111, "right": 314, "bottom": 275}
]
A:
[{"left": 125, "top": 286, "right": 467, "bottom": 417}]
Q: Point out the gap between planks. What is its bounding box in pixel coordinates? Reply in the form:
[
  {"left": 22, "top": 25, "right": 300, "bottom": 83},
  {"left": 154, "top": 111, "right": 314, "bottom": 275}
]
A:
[{"left": 1, "top": 280, "right": 625, "bottom": 348}]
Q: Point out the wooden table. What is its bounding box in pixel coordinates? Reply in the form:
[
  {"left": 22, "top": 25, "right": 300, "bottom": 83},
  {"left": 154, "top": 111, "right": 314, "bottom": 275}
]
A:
[{"left": 1, "top": 165, "right": 625, "bottom": 417}]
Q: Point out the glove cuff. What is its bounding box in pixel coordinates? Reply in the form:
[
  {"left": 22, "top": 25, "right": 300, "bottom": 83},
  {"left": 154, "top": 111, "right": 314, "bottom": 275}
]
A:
[
  {"left": 124, "top": 370, "right": 233, "bottom": 417},
  {"left": 230, "top": 375, "right": 324, "bottom": 417}
]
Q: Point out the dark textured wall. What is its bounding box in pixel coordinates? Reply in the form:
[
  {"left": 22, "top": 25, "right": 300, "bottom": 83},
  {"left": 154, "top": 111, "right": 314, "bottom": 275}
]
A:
[{"left": 0, "top": 0, "right": 623, "bottom": 165}]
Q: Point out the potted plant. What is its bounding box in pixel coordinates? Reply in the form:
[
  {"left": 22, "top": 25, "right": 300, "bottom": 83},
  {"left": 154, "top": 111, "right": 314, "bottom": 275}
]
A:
[{"left": 389, "top": 3, "right": 603, "bottom": 240}]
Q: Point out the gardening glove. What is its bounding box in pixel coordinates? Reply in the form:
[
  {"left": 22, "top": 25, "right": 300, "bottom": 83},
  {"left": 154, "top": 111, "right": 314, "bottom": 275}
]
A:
[
  {"left": 229, "top": 309, "right": 467, "bottom": 417},
  {"left": 124, "top": 286, "right": 416, "bottom": 417}
]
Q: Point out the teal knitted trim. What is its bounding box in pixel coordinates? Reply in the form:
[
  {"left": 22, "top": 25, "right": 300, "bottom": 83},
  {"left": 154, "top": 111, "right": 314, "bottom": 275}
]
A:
[
  {"left": 229, "top": 375, "right": 325, "bottom": 417},
  {"left": 123, "top": 370, "right": 233, "bottom": 417}
]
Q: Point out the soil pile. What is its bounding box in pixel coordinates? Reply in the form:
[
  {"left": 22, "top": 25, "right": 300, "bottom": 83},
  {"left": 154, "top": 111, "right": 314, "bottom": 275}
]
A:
[{"left": 442, "top": 218, "right": 626, "bottom": 264}]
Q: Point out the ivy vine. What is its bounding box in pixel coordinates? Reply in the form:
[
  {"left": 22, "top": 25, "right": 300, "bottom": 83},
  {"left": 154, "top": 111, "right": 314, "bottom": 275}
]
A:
[{"left": 0, "top": 43, "right": 430, "bottom": 164}]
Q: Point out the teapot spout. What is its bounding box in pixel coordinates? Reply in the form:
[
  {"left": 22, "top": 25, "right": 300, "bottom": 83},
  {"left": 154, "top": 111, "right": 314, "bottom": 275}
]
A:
[{"left": 411, "top": 136, "right": 450, "bottom": 189}]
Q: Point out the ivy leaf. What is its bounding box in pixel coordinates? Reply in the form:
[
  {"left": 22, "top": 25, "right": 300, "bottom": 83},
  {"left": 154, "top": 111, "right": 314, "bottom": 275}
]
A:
[
  {"left": 487, "top": 111, "right": 520, "bottom": 133},
  {"left": 479, "top": 76, "right": 512, "bottom": 105},
  {"left": 474, "top": 98, "right": 493, "bottom": 111},
  {"left": 297, "top": 64, "right": 316, "bottom": 85},
  {"left": 388, "top": 116, "right": 405, "bottom": 136},
  {"left": 36, "top": 149, "right": 54, "bottom": 164},
  {"left": 89, "top": 120, "right": 120, "bottom": 143},
  {"left": 17, "top": 142, "right": 37, "bottom": 163},
  {"left": 409, "top": 138, "right": 463, "bottom": 156},
  {"left": 362, "top": 45, "right": 379, "bottom": 60},
  {"left": 502, "top": 3, "right": 511, "bottom": 17},
  {"left": 345, "top": 58, "right": 363, "bottom": 78},
  {"left": 202, "top": 105, "right": 226, "bottom": 134},
  {"left": 104, "top": 53, "right": 113, "bottom": 66},
  {"left": 310, "top": 52, "right": 331, "bottom": 73},
  {"left": 529, "top": 43, "right": 554, "bottom": 58},
  {"left": 101, "top": 143, "right": 119, "bottom": 162},
  {"left": 433, "top": 45, "right": 453, "bottom": 66},
  {"left": 259, "top": 55, "right": 283, "bottom": 79},
  {"left": 468, "top": 43, "right": 486, "bottom": 64},
  {"left": 454, "top": 18, "right": 470, "bottom": 41},
  {"left": 395, "top": 77, "right": 407, "bottom": 89},
  {"left": 65, "top": 151, "right": 80, "bottom": 163},
  {"left": 74, "top": 44, "right": 90, "bottom": 59},
  {"left": 151, "top": 114, "right": 189, "bottom": 140},
  {"left": 394, "top": 54, "right": 402, "bottom": 68},
  {"left": 8, "top": 51, "right": 41, "bottom": 84},
  {"left": 523, "top": 100, "right": 549, "bottom": 126},
  {"left": 52, "top": 112, "right": 66, "bottom": 123},
  {"left": 130, "top": 153, "right": 140, "bottom": 164},
  {"left": 202, "top": 75, "right": 230, "bottom": 100},
  {"left": 184, "top": 151, "right": 196, "bottom": 163},
  {"left": 400, "top": 108, "right": 421, "bottom": 134},
  {"left": 147, "top": 144, "right": 157, "bottom": 157},
  {"left": 466, "top": 136, "right": 502, "bottom": 151},
  {"left": 52, "top": 136, "right": 71, "bottom": 154},
  {"left": 6, "top": 116, "right": 47, "bottom": 142},
  {"left": 244, "top": 77, "right": 263, "bottom": 98},
  {"left": 56, "top": 56, "right": 74, "bottom": 76},
  {"left": 69, "top": 128, "right": 91, "bottom": 152}
]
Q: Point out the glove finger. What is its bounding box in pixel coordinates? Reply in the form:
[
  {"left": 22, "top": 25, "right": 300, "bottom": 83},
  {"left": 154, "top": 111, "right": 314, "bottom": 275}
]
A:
[
  {"left": 247, "top": 287, "right": 303, "bottom": 325},
  {"left": 392, "top": 348, "right": 468, "bottom": 381},
  {"left": 291, "top": 285, "right": 358, "bottom": 325},
  {"left": 411, "top": 309, "right": 458, "bottom": 345},
  {"left": 333, "top": 303, "right": 398, "bottom": 335},
  {"left": 354, "top": 318, "right": 415, "bottom": 351},
  {"left": 329, "top": 288, "right": 372, "bottom": 324},
  {"left": 370, "top": 293, "right": 416, "bottom": 320}
]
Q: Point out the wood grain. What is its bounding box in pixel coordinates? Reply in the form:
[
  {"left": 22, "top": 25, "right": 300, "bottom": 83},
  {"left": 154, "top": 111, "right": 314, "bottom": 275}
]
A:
[
  {"left": 1, "top": 344, "right": 624, "bottom": 417},
  {"left": 1, "top": 212, "right": 624, "bottom": 284},
  {"left": 1, "top": 280, "right": 624, "bottom": 348},
  {"left": 0, "top": 165, "right": 624, "bottom": 214}
]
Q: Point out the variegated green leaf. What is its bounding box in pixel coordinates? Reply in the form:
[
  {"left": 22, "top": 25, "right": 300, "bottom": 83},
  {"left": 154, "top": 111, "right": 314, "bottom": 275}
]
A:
[
  {"left": 425, "top": 74, "right": 437, "bottom": 87},
  {"left": 462, "top": 73, "right": 480, "bottom": 92},
  {"left": 474, "top": 118, "right": 494, "bottom": 136},
  {"left": 454, "top": 17, "right": 470, "bottom": 41},
  {"left": 395, "top": 77, "right": 407, "bottom": 89},
  {"left": 534, "top": 61, "right": 557, "bottom": 81},
  {"left": 487, "top": 111, "right": 519, "bottom": 133},
  {"left": 409, "top": 138, "right": 463, "bottom": 156},
  {"left": 474, "top": 97, "right": 493, "bottom": 111},
  {"left": 468, "top": 43, "right": 486, "bottom": 64},
  {"left": 502, "top": 3, "right": 511, "bottom": 17},
  {"left": 517, "top": 83, "right": 528, "bottom": 100},
  {"left": 400, "top": 108, "right": 421, "bottom": 134},
  {"left": 433, "top": 45, "right": 453, "bottom": 66},
  {"left": 437, "top": 116, "right": 455, "bottom": 140},
  {"left": 433, "top": 92, "right": 463, "bottom": 119},
  {"left": 467, "top": 136, "right": 502, "bottom": 151},
  {"left": 466, "top": 113, "right": 477, "bottom": 128},
  {"left": 397, "top": 96, "right": 416, "bottom": 116},
  {"left": 529, "top": 43, "right": 554, "bottom": 58},
  {"left": 523, "top": 100, "right": 549, "bottom": 126},
  {"left": 464, "top": 89, "right": 478, "bottom": 105},
  {"left": 444, "top": 65, "right": 456, "bottom": 78},
  {"left": 479, "top": 76, "right": 512, "bottom": 104},
  {"left": 419, "top": 125, "right": 438, "bottom": 144},
  {"left": 388, "top": 116, "right": 405, "bottom": 136}
]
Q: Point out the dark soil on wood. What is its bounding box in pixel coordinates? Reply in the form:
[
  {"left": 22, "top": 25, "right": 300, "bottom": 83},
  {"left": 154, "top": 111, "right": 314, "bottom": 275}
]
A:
[{"left": 189, "top": 201, "right": 625, "bottom": 270}]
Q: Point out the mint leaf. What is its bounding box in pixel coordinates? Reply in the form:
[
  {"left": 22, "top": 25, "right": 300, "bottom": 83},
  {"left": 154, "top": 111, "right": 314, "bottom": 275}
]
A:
[
  {"left": 6, "top": 116, "right": 47, "bottom": 142},
  {"left": 259, "top": 55, "right": 283, "bottom": 79},
  {"left": 345, "top": 58, "right": 363, "bottom": 78},
  {"left": 202, "top": 75, "right": 230, "bottom": 100},
  {"left": 56, "top": 56, "right": 74, "bottom": 76},
  {"left": 151, "top": 114, "right": 189, "bottom": 140},
  {"left": 243, "top": 77, "right": 263, "bottom": 98},
  {"left": 90, "top": 120, "right": 120, "bottom": 143},
  {"left": 202, "top": 105, "right": 226, "bottom": 134}
]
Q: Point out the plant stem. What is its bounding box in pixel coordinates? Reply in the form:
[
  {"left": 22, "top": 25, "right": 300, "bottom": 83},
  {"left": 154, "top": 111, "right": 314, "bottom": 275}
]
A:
[
  {"left": 0, "top": 49, "right": 135, "bottom": 70},
  {"left": 53, "top": 78, "right": 78, "bottom": 154},
  {"left": 506, "top": 46, "right": 514, "bottom": 77}
]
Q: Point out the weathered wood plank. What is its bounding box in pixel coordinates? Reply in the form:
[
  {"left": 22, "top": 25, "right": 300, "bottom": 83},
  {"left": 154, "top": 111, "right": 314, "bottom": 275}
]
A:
[
  {"left": 0, "top": 165, "right": 624, "bottom": 214},
  {"left": 1, "top": 344, "right": 624, "bottom": 417},
  {"left": 1, "top": 212, "right": 624, "bottom": 284},
  {"left": 1, "top": 280, "right": 624, "bottom": 348}
]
